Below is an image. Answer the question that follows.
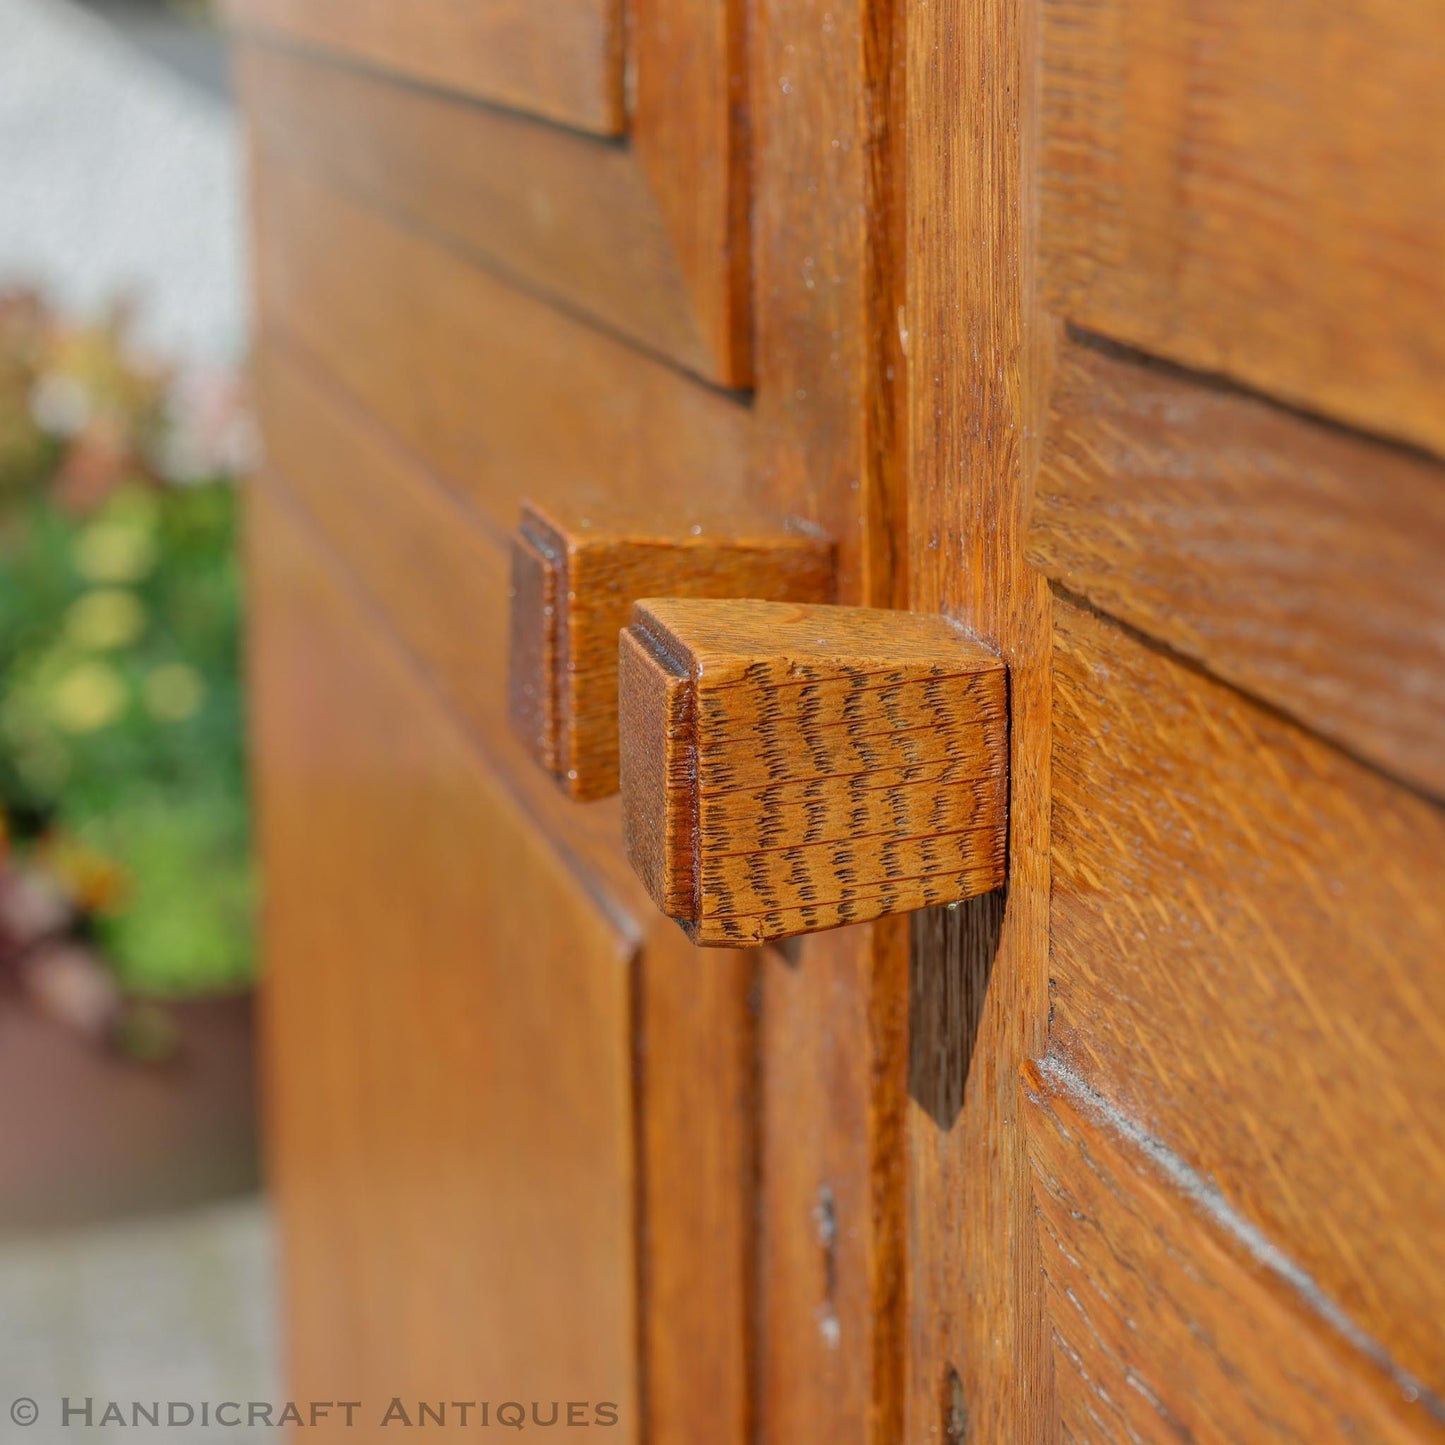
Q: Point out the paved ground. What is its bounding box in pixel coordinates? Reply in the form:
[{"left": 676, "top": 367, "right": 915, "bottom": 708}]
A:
[
  {"left": 0, "top": 0, "right": 245, "bottom": 366},
  {"left": 0, "top": 1196, "right": 279, "bottom": 1443}
]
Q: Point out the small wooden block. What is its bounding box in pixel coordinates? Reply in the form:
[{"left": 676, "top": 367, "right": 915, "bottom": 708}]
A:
[
  {"left": 508, "top": 501, "right": 834, "bottom": 800},
  {"left": 619, "top": 599, "right": 1009, "bottom": 945}
]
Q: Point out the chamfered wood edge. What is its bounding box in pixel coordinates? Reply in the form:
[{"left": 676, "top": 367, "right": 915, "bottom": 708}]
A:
[
  {"left": 507, "top": 510, "right": 566, "bottom": 778},
  {"left": 1022, "top": 1055, "right": 1444, "bottom": 1440},
  {"left": 619, "top": 619, "right": 698, "bottom": 925}
]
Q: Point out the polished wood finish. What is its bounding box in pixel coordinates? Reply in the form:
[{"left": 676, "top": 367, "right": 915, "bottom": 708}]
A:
[
  {"left": 1030, "top": 335, "right": 1445, "bottom": 796},
  {"left": 227, "top": 0, "right": 622, "bottom": 133},
  {"left": 1039, "top": 0, "right": 1445, "bottom": 454},
  {"left": 1052, "top": 595, "right": 1445, "bottom": 1402},
  {"left": 903, "top": 0, "right": 1056, "bottom": 1430},
  {"left": 619, "top": 600, "right": 1007, "bottom": 945},
  {"left": 240, "top": 0, "right": 1445, "bottom": 1432},
  {"left": 250, "top": 483, "right": 638, "bottom": 1428},
  {"left": 238, "top": 36, "right": 749, "bottom": 386},
  {"left": 508, "top": 501, "right": 833, "bottom": 801},
  {"left": 629, "top": 0, "right": 751, "bottom": 385},
  {"left": 1024, "top": 1059, "right": 1430, "bottom": 1444},
  {"left": 742, "top": 0, "right": 912, "bottom": 1435},
  {"left": 251, "top": 155, "right": 751, "bottom": 540},
  {"left": 256, "top": 339, "right": 758, "bottom": 1444}
]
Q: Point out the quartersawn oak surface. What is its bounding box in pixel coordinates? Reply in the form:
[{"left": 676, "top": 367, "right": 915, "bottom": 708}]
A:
[
  {"left": 1025, "top": 1060, "right": 1433, "bottom": 1443},
  {"left": 235, "top": 0, "right": 751, "bottom": 385},
  {"left": 227, "top": 0, "right": 623, "bottom": 134},
  {"left": 1052, "top": 596, "right": 1445, "bottom": 1407},
  {"left": 251, "top": 484, "right": 639, "bottom": 1431},
  {"left": 620, "top": 599, "right": 1008, "bottom": 945},
  {"left": 1039, "top": 0, "right": 1445, "bottom": 454},
  {"left": 255, "top": 347, "right": 755, "bottom": 1445},
  {"left": 251, "top": 155, "right": 751, "bottom": 543},
  {"left": 508, "top": 500, "right": 834, "bottom": 801},
  {"left": 1029, "top": 335, "right": 1445, "bottom": 797},
  {"left": 238, "top": 45, "right": 732, "bottom": 383}
]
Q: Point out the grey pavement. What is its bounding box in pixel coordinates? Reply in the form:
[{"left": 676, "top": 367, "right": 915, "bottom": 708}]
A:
[{"left": 0, "top": 1196, "right": 279, "bottom": 1443}]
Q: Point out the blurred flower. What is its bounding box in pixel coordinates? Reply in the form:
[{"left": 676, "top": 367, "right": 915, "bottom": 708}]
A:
[
  {"left": 65, "top": 588, "right": 147, "bottom": 650},
  {"left": 143, "top": 662, "right": 205, "bottom": 722},
  {"left": 49, "top": 661, "right": 127, "bottom": 733},
  {"left": 160, "top": 366, "right": 259, "bottom": 481},
  {"left": 21, "top": 940, "right": 123, "bottom": 1040},
  {"left": 38, "top": 831, "right": 131, "bottom": 915},
  {"left": 0, "top": 863, "right": 74, "bottom": 954},
  {"left": 74, "top": 517, "right": 157, "bottom": 583}
]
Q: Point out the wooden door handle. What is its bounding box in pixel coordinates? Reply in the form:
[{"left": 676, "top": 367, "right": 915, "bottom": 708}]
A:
[
  {"left": 508, "top": 500, "right": 834, "bottom": 800},
  {"left": 619, "top": 598, "right": 1009, "bottom": 946}
]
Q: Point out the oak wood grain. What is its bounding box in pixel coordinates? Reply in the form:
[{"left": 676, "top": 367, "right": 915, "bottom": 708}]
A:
[
  {"left": 634, "top": 919, "right": 755, "bottom": 1445},
  {"left": 251, "top": 153, "right": 751, "bottom": 544},
  {"left": 619, "top": 599, "right": 1008, "bottom": 946},
  {"left": 253, "top": 448, "right": 757, "bottom": 1443},
  {"left": 1052, "top": 595, "right": 1445, "bottom": 1399},
  {"left": 253, "top": 345, "right": 638, "bottom": 910},
  {"left": 237, "top": 44, "right": 732, "bottom": 383},
  {"left": 1024, "top": 1059, "right": 1439, "bottom": 1444},
  {"left": 508, "top": 500, "right": 833, "bottom": 801},
  {"left": 226, "top": 0, "right": 623, "bottom": 134},
  {"left": 903, "top": 0, "right": 1057, "bottom": 1427},
  {"left": 744, "top": 0, "right": 913, "bottom": 1433},
  {"left": 1029, "top": 335, "right": 1445, "bottom": 798},
  {"left": 250, "top": 483, "right": 639, "bottom": 1436},
  {"left": 1039, "top": 0, "right": 1445, "bottom": 454},
  {"left": 629, "top": 0, "right": 752, "bottom": 384}
]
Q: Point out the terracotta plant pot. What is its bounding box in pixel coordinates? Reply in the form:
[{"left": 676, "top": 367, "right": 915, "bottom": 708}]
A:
[{"left": 0, "top": 990, "right": 259, "bottom": 1229}]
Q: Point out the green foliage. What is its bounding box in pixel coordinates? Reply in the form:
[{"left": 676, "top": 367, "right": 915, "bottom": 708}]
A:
[{"left": 0, "top": 295, "right": 252, "bottom": 998}]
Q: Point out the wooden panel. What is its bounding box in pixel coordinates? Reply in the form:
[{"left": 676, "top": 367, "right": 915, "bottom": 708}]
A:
[
  {"left": 237, "top": 43, "right": 745, "bottom": 384},
  {"left": 742, "top": 0, "right": 911, "bottom": 1435},
  {"left": 225, "top": 0, "right": 622, "bottom": 134},
  {"left": 1039, "top": 0, "right": 1445, "bottom": 453},
  {"left": 249, "top": 483, "right": 638, "bottom": 1433},
  {"left": 253, "top": 344, "right": 637, "bottom": 908},
  {"left": 903, "top": 0, "right": 1056, "bottom": 1426},
  {"left": 757, "top": 925, "right": 908, "bottom": 1445},
  {"left": 631, "top": 0, "right": 750, "bottom": 383},
  {"left": 1052, "top": 596, "right": 1445, "bottom": 1397},
  {"left": 636, "top": 922, "right": 755, "bottom": 1445},
  {"left": 256, "top": 348, "right": 755, "bottom": 1444},
  {"left": 251, "top": 154, "right": 752, "bottom": 542},
  {"left": 1024, "top": 1060, "right": 1437, "bottom": 1443},
  {"left": 1029, "top": 336, "right": 1445, "bottom": 797}
]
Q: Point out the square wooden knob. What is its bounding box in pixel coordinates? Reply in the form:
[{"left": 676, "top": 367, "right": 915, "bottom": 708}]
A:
[
  {"left": 508, "top": 501, "right": 834, "bottom": 800},
  {"left": 620, "top": 598, "right": 1009, "bottom": 945}
]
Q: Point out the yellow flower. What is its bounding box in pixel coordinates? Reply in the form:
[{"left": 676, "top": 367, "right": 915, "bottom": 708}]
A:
[
  {"left": 49, "top": 662, "right": 127, "bottom": 733},
  {"left": 143, "top": 663, "right": 205, "bottom": 722},
  {"left": 74, "top": 522, "right": 156, "bottom": 583},
  {"left": 65, "top": 588, "right": 146, "bottom": 650},
  {"left": 38, "top": 832, "right": 131, "bottom": 915}
]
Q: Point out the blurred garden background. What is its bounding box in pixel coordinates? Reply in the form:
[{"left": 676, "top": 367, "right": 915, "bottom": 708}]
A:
[{"left": 0, "top": 0, "right": 275, "bottom": 1435}]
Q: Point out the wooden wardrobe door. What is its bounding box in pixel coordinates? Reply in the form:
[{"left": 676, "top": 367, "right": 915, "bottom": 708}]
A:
[{"left": 902, "top": 0, "right": 1445, "bottom": 1436}]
